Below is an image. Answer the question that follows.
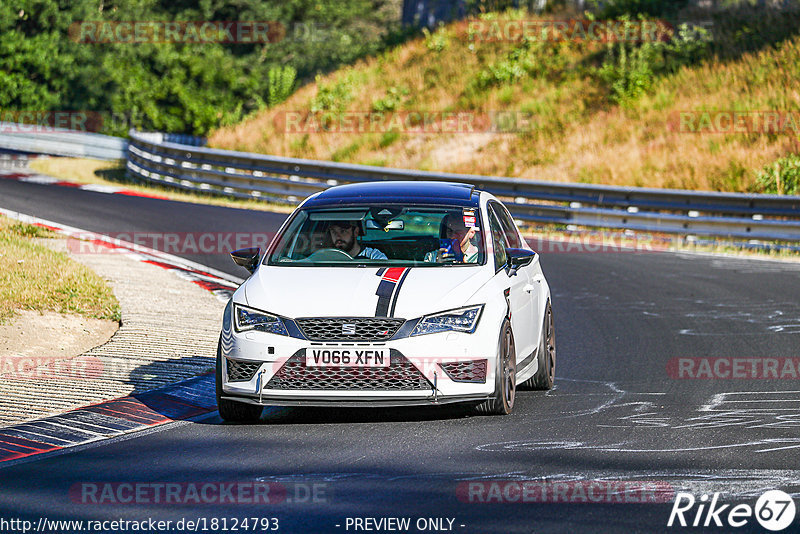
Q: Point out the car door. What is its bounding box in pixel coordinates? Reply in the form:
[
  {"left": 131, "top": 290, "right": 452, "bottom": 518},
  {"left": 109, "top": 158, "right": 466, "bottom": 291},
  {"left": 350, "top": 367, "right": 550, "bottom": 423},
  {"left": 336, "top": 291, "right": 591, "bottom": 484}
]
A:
[
  {"left": 491, "top": 201, "right": 541, "bottom": 351},
  {"left": 487, "top": 204, "right": 536, "bottom": 365}
]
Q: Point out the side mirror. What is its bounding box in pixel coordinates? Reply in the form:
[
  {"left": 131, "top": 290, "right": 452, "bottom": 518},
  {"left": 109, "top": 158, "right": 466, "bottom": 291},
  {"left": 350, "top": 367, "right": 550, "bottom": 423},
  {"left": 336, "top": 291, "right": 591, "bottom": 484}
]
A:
[
  {"left": 230, "top": 247, "right": 261, "bottom": 274},
  {"left": 505, "top": 248, "right": 536, "bottom": 276}
]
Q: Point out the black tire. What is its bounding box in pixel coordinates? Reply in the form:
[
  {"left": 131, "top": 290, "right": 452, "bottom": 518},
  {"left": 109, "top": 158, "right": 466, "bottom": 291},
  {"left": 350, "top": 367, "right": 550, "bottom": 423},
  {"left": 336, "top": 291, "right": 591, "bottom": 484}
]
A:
[
  {"left": 216, "top": 340, "right": 263, "bottom": 423},
  {"left": 476, "top": 319, "right": 516, "bottom": 415},
  {"left": 523, "top": 301, "right": 555, "bottom": 390}
]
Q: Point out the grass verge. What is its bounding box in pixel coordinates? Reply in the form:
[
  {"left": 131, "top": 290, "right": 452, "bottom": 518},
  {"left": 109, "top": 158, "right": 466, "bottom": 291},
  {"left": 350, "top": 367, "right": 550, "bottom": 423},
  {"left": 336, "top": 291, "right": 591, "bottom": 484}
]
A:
[{"left": 0, "top": 215, "right": 121, "bottom": 324}]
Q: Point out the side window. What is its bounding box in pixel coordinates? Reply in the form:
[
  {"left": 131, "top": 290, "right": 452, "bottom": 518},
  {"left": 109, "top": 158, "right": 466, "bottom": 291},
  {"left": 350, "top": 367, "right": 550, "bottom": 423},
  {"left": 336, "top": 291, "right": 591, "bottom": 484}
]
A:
[
  {"left": 488, "top": 208, "right": 508, "bottom": 272},
  {"left": 491, "top": 201, "right": 522, "bottom": 249}
]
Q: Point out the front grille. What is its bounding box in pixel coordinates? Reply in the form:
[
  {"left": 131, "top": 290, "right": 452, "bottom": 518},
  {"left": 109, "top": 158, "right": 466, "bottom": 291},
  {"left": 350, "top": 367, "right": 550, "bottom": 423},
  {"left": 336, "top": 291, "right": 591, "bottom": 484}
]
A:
[
  {"left": 226, "top": 358, "right": 262, "bottom": 382},
  {"left": 439, "top": 359, "right": 488, "bottom": 383},
  {"left": 266, "top": 350, "right": 431, "bottom": 391},
  {"left": 296, "top": 317, "right": 405, "bottom": 342}
]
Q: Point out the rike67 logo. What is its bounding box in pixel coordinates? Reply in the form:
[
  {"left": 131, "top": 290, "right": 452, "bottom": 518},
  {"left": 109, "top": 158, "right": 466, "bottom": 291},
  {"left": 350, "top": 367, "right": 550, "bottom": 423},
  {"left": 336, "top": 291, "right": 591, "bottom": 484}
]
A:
[{"left": 668, "top": 490, "right": 796, "bottom": 531}]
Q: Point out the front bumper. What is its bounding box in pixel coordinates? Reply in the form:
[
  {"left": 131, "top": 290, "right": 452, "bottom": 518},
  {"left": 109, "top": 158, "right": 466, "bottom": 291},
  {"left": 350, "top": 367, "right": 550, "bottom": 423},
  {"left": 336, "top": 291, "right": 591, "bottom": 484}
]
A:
[
  {"left": 219, "top": 393, "right": 492, "bottom": 408},
  {"left": 220, "top": 317, "right": 500, "bottom": 406}
]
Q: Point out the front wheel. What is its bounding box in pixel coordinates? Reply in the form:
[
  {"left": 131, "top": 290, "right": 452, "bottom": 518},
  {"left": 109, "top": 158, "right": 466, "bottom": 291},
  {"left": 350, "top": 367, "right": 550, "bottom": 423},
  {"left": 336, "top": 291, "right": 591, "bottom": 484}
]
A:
[
  {"left": 523, "top": 301, "right": 555, "bottom": 390},
  {"left": 216, "top": 340, "right": 263, "bottom": 423},
  {"left": 476, "top": 319, "right": 516, "bottom": 415}
]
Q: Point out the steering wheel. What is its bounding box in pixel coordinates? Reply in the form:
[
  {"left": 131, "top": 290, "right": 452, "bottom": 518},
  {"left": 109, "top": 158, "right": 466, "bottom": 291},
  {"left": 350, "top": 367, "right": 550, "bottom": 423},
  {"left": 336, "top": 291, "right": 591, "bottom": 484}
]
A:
[{"left": 306, "top": 248, "right": 354, "bottom": 261}]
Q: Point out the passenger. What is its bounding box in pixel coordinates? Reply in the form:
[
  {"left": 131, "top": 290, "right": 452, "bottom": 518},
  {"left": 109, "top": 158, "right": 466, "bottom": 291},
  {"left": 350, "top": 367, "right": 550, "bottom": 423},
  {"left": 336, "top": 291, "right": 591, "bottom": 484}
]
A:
[
  {"left": 425, "top": 213, "right": 479, "bottom": 263},
  {"left": 328, "top": 220, "right": 387, "bottom": 259}
]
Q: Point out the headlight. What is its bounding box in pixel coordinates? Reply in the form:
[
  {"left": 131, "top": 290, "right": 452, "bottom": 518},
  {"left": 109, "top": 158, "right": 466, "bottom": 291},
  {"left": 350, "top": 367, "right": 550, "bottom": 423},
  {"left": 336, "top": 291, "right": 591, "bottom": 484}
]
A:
[
  {"left": 411, "top": 305, "right": 484, "bottom": 336},
  {"left": 234, "top": 304, "right": 289, "bottom": 336}
]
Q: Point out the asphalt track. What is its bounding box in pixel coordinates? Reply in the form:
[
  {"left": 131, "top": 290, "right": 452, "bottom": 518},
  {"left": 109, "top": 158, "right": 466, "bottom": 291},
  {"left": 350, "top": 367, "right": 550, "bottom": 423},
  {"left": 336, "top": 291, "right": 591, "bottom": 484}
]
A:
[{"left": 1, "top": 178, "right": 800, "bottom": 533}]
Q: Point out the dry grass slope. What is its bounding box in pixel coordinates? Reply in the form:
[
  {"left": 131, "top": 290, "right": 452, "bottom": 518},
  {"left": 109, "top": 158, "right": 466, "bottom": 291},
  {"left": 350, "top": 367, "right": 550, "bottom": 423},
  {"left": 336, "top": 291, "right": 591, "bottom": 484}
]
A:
[{"left": 209, "top": 14, "right": 800, "bottom": 193}]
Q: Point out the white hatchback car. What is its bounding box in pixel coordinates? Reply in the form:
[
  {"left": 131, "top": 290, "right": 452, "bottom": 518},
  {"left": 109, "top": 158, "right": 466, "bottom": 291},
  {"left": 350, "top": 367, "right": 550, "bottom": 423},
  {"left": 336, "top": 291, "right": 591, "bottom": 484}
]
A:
[{"left": 217, "top": 181, "right": 555, "bottom": 421}]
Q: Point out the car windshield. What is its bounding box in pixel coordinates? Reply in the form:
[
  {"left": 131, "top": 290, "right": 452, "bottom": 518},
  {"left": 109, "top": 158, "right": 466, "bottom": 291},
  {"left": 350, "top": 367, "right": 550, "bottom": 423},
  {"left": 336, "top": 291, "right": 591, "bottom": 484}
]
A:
[{"left": 267, "top": 205, "right": 485, "bottom": 267}]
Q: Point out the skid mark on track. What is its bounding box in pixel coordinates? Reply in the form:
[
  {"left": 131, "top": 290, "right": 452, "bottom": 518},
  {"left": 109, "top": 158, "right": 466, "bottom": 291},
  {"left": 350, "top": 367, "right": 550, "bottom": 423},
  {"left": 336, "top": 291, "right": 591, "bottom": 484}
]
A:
[
  {"left": 600, "top": 390, "right": 800, "bottom": 431},
  {"left": 485, "top": 385, "right": 800, "bottom": 455},
  {"left": 701, "top": 391, "right": 800, "bottom": 412},
  {"left": 674, "top": 298, "right": 800, "bottom": 336},
  {"left": 476, "top": 438, "right": 800, "bottom": 454},
  {"left": 259, "top": 469, "right": 800, "bottom": 500},
  {"left": 531, "top": 378, "right": 626, "bottom": 421}
]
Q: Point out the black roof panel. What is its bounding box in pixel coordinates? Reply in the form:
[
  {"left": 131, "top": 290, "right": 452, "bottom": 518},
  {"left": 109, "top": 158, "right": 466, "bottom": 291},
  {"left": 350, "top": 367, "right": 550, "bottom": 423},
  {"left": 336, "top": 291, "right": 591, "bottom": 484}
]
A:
[{"left": 304, "top": 181, "right": 479, "bottom": 208}]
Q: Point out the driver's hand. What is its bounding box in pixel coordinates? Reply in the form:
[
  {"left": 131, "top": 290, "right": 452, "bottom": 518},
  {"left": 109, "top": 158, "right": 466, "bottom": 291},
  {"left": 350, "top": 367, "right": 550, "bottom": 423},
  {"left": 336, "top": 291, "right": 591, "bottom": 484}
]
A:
[{"left": 436, "top": 248, "right": 455, "bottom": 262}]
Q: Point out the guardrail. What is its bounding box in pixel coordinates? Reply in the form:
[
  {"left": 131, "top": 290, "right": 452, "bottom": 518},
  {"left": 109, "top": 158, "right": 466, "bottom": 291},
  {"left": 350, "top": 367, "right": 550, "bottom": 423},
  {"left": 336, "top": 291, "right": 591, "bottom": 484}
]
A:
[
  {"left": 0, "top": 124, "right": 205, "bottom": 161},
  {"left": 0, "top": 122, "right": 128, "bottom": 160},
  {"left": 127, "top": 129, "right": 800, "bottom": 241}
]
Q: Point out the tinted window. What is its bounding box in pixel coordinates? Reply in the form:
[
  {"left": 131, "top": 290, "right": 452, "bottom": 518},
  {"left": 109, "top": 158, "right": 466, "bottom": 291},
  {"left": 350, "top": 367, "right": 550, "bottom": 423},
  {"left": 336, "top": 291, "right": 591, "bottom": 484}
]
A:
[
  {"left": 267, "top": 205, "right": 485, "bottom": 267},
  {"left": 491, "top": 201, "right": 522, "bottom": 249},
  {"left": 488, "top": 208, "right": 508, "bottom": 272}
]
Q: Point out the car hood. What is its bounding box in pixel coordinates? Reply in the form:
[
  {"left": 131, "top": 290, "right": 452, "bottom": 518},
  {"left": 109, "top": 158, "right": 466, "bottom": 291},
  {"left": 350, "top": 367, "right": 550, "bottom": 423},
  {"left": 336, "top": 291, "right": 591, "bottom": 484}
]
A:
[{"left": 243, "top": 266, "right": 492, "bottom": 319}]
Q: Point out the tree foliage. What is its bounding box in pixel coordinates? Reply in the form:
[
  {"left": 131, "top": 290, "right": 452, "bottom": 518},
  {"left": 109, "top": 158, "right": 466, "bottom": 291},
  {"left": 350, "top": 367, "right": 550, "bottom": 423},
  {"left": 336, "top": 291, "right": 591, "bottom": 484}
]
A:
[{"left": 0, "top": 0, "right": 402, "bottom": 135}]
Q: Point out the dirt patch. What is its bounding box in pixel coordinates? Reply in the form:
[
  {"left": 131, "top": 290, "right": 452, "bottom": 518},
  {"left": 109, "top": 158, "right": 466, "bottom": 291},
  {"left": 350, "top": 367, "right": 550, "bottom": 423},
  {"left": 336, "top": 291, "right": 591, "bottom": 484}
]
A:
[{"left": 0, "top": 310, "right": 118, "bottom": 365}]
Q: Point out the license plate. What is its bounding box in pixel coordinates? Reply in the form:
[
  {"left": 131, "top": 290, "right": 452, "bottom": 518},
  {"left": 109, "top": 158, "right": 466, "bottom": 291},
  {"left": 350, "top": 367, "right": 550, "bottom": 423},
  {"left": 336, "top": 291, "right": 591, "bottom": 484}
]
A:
[{"left": 305, "top": 347, "right": 390, "bottom": 368}]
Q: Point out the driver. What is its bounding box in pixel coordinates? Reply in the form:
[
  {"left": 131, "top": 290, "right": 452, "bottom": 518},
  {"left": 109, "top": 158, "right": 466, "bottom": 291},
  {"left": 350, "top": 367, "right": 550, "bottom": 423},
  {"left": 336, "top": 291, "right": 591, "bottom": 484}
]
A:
[{"left": 328, "top": 220, "right": 387, "bottom": 259}]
